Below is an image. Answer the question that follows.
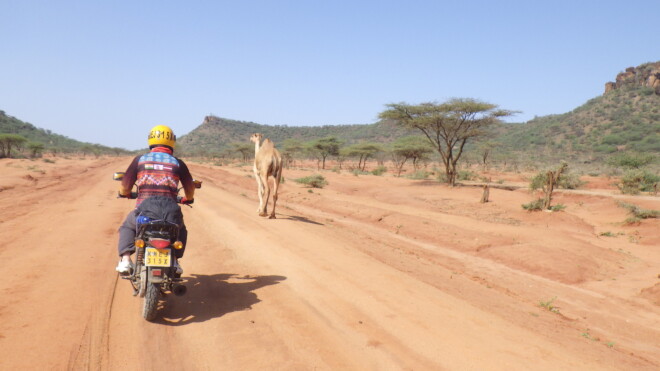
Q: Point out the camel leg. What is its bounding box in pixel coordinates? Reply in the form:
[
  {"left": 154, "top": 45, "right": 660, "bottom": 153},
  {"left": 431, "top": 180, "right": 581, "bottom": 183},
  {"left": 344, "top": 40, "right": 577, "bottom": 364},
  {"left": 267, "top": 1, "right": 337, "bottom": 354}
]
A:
[
  {"left": 254, "top": 170, "right": 265, "bottom": 214},
  {"left": 269, "top": 171, "right": 281, "bottom": 219},
  {"left": 258, "top": 173, "right": 269, "bottom": 217},
  {"left": 261, "top": 175, "right": 271, "bottom": 217}
]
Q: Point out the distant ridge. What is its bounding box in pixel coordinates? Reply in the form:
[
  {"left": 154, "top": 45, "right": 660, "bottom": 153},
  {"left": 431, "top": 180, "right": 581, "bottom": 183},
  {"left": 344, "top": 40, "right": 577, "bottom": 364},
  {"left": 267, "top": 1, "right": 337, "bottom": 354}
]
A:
[
  {"left": 496, "top": 61, "right": 660, "bottom": 163},
  {"left": 177, "top": 115, "right": 414, "bottom": 153},
  {"left": 0, "top": 110, "right": 131, "bottom": 156}
]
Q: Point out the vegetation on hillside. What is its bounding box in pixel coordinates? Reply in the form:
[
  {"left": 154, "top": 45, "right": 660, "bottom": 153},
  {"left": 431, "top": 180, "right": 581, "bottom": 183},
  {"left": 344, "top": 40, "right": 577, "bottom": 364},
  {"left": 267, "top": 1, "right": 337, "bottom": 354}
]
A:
[
  {"left": 176, "top": 116, "right": 414, "bottom": 155},
  {"left": 495, "top": 84, "right": 660, "bottom": 164},
  {"left": 0, "top": 110, "right": 131, "bottom": 157}
]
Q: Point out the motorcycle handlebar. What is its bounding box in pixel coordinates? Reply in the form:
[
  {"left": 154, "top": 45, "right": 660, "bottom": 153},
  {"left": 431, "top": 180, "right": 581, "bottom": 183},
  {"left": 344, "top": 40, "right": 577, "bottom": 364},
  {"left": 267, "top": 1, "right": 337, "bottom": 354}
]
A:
[
  {"left": 117, "top": 193, "right": 193, "bottom": 206},
  {"left": 177, "top": 196, "right": 194, "bottom": 205},
  {"left": 117, "top": 191, "right": 138, "bottom": 199}
]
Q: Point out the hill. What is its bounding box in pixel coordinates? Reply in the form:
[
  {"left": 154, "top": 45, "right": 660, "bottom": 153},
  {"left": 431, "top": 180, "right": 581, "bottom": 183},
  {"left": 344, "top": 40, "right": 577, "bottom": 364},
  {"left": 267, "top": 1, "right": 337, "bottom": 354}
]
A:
[
  {"left": 497, "top": 61, "right": 660, "bottom": 163},
  {"left": 0, "top": 110, "right": 131, "bottom": 157},
  {"left": 177, "top": 115, "right": 414, "bottom": 154}
]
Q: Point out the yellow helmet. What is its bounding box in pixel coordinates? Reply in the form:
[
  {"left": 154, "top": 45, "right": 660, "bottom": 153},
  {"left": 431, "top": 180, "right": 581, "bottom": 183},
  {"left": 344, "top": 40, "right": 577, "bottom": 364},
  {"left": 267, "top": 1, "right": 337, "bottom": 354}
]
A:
[{"left": 148, "top": 125, "right": 176, "bottom": 148}]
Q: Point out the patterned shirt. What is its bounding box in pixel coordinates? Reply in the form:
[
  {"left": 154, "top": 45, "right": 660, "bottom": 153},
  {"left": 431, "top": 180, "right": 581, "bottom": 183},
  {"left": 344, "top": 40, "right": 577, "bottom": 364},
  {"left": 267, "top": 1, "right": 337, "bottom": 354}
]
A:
[{"left": 120, "top": 147, "right": 195, "bottom": 206}]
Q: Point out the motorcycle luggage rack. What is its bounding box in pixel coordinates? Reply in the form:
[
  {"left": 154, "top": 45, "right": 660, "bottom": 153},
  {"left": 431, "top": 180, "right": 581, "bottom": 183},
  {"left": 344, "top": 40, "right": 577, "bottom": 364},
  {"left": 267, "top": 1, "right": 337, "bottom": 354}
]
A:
[{"left": 136, "top": 220, "right": 179, "bottom": 241}]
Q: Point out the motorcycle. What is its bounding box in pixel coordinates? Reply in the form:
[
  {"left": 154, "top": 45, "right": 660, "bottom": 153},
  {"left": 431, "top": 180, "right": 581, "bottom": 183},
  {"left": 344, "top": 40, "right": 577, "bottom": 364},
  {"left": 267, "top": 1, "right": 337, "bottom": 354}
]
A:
[{"left": 113, "top": 171, "right": 202, "bottom": 321}]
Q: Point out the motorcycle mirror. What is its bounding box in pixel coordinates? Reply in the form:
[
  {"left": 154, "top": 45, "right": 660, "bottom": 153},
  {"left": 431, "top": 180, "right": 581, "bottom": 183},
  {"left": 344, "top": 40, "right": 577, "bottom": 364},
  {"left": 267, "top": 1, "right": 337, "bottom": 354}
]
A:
[
  {"left": 193, "top": 179, "right": 203, "bottom": 189},
  {"left": 113, "top": 172, "right": 125, "bottom": 181}
]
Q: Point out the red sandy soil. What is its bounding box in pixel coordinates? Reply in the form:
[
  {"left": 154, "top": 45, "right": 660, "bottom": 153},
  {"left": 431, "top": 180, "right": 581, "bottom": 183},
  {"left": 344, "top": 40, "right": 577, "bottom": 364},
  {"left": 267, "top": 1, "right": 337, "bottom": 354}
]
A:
[{"left": 0, "top": 156, "right": 658, "bottom": 370}]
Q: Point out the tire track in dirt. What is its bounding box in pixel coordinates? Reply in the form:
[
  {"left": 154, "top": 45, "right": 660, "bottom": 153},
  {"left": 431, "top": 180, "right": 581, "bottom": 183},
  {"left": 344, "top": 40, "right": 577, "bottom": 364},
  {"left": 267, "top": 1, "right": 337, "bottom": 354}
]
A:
[{"left": 0, "top": 158, "right": 128, "bottom": 370}]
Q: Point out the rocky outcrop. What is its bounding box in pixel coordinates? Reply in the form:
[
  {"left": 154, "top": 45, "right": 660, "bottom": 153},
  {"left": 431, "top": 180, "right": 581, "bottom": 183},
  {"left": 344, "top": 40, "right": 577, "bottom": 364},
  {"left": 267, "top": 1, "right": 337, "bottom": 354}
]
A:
[
  {"left": 604, "top": 61, "right": 660, "bottom": 95},
  {"left": 604, "top": 82, "right": 616, "bottom": 93}
]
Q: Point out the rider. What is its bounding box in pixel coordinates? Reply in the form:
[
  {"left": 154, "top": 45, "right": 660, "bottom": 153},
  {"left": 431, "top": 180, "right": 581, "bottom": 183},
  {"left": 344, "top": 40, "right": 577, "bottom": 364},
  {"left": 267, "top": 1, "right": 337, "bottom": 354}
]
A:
[{"left": 115, "top": 125, "right": 196, "bottom": 274}]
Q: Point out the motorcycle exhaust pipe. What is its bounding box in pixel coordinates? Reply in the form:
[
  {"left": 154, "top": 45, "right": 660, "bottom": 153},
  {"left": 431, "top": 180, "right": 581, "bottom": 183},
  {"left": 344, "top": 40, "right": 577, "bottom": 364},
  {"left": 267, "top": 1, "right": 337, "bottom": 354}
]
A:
[{"left": 172, "top": 284, "right": 187, "bottom": 296}]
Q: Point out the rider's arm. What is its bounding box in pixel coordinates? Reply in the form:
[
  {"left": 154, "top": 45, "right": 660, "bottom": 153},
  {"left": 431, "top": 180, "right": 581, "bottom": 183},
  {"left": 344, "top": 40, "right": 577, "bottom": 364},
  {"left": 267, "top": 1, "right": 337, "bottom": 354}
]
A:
[
  {"left": 178, "top": 159, "right": 195, "bottom": 201},
  {"left": 119, "top": 156, "right": 139, "bottom": 197}
]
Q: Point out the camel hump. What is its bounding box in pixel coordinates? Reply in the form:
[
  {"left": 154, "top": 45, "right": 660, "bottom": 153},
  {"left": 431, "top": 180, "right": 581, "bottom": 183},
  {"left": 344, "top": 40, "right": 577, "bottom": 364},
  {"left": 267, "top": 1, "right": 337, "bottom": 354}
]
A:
[{"left": 261, "top": 138, "right": 275, "bottom": 149}]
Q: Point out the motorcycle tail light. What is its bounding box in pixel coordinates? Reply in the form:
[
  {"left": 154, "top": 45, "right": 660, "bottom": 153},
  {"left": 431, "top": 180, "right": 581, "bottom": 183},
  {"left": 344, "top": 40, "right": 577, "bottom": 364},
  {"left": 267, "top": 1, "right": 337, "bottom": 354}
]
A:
[
  {"left": 149, "top": 238, "right": 170, "bottom": 249},
  {"left": 134, "top": 239, "right": 145, "bottom": 248},
  {"left": 152, "top": 269, "right": 162, "bottom": 276},
  {"left": 173, "top": 241, "right": 183, "bottom": 250}
]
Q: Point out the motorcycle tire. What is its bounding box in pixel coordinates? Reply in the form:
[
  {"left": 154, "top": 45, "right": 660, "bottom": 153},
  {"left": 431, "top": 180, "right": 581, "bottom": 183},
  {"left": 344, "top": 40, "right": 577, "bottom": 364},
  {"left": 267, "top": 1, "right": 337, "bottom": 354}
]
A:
[{"left": 142, "top": 282, "right": 160, "bottom": 321}]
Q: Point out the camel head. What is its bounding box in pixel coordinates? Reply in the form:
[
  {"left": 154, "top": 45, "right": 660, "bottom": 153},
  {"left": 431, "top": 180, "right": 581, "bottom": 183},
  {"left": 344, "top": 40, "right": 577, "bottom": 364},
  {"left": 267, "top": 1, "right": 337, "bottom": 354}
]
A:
[{"left": 249, "top": 133, "right": 263, "bottom": 145}]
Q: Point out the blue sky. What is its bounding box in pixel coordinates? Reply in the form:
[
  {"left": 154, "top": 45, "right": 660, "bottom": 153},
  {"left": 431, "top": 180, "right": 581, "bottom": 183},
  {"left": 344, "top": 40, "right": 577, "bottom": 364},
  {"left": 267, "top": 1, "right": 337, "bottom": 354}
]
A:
[{"left": 1, "top": 0, "right": 658, "bottom": 150}]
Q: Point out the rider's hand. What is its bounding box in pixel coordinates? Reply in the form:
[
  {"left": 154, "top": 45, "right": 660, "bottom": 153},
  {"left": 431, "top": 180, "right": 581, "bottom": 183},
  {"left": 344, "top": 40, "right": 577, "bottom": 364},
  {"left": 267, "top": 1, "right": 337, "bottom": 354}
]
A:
[
  {"left": 179, "top": 197, "right": 194, "bottom": 205},
  {"left": 118, "top": 191, "right": 129, "bottom": 198}
]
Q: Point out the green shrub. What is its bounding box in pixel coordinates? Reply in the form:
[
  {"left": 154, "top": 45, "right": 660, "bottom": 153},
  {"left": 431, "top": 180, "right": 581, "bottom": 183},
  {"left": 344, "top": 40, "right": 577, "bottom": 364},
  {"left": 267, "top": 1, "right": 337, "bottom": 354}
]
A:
[
  {"left": 371, "top": 165, "right": 387, "bottom": 176},
  {"left": 618, "top": 170, "right": 660, "bottom": 194},
  {"left": 351, "top": 169, "right": 369, "bottom": 176},
  {"left": 457, "top": 170, "right": 477, "bottom": 181},
  {"left": 529, "top": 165, "right": 584, "bottom": 191},
  {"left": 407, "top": 170, "right": 431, "bottom": 180},
  {"left": 617, "top": 201, "right": 660, "bottom": 220},
  {"left": 294, "top": 174, "right": 328, "bottom": 188},
  {"left": 602, "top": 134, "right": 625, "bottom": 145},
  {"left": 522, "top": 199, "right": 544, "bottom": 211},
  {"left": 607, "top": 152, "right": 656, "bottom": 169},
  {"left": 557, "top": 173, "right": 586, "bottom": 189},
  {"left": 594, "top": 144, "right": 617, "bottom": 153},
  {"left": 637, "top": 135, "right": 660, "bottom": 152},
  {"left": 550, "top": 204, "right": 566, "bottom": 212},
  {"left": 640, "top": 87, "right": 655, "bottom": 96}
]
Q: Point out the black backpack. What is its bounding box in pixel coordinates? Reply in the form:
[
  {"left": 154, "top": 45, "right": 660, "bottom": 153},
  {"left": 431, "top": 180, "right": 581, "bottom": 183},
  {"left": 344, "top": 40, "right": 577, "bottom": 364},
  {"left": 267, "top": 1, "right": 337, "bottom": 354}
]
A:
[{"left": 135, "top": 196, "right": 183, "bottom": 226}]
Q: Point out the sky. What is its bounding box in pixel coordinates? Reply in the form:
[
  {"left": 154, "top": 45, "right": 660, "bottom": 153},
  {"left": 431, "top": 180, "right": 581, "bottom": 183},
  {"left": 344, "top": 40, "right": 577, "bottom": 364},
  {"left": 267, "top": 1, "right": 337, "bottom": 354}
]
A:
[{"left": 1, "top": 0, "right": 658, "bottom": 150}]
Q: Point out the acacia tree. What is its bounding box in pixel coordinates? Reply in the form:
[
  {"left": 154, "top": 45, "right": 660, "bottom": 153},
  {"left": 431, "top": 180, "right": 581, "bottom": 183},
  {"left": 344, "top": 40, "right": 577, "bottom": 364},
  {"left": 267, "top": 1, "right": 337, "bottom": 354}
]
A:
[
  {"left": 389, "top": 136, "right": 433, "bottom": 176},
  {"left": 27, "top": 142, "right": 45, "bottom": 158},
  {"left": 380, "top": 98, "right": 514, "bottom": 186},
  {"left": 230, "top": 142, "right": 253, "bottom": 162},
  {"left": 80, "top": 144, "right": 94, "bottom": 157},
  {"left": 310, "top": 136, "right": 341, "bottom": 169},
  {"left": 344, "top": 142, "right": 382, "bottom": 171},
  {"left": 0, "top": 134, "right": 28, "bottom": 158},
  {"left": 476, "top": 140, "right": 499, "bottom": 171},
  {"left": 305, "top": 143, "right": 323, "bottom": 170},
  {"left": 281, "top": 139, "right": 304, "bottom": 168}
]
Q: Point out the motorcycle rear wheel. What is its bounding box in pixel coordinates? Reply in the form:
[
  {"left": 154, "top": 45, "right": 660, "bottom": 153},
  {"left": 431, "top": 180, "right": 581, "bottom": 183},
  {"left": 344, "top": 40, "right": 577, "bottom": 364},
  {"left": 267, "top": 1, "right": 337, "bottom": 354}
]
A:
[{"left": 142, "top": 282, "right": 160, "bottom": 321}]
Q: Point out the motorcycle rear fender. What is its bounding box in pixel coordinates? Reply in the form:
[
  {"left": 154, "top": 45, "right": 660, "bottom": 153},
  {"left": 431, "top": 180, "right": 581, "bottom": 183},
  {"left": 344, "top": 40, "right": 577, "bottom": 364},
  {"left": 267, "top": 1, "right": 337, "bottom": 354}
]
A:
[{"left": 147, "top": 267, "right": 167, "bottom": 283}]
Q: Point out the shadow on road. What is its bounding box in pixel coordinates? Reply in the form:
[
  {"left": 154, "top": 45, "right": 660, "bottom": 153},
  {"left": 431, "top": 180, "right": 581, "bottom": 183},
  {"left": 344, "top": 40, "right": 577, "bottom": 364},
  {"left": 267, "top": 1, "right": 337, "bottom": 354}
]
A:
[
  {"left": 156, "top": 273, "right": 286, "bottom": 326},
  {"left": 278, "top": 214, "right": 324, "bottom": 225}
]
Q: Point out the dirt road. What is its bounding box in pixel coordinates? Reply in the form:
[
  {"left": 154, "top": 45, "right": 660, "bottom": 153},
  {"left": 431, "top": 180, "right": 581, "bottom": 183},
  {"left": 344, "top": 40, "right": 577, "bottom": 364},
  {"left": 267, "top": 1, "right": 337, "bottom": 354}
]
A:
[{"left": 1, "top": 157, "right": 658, "bottom": 370}]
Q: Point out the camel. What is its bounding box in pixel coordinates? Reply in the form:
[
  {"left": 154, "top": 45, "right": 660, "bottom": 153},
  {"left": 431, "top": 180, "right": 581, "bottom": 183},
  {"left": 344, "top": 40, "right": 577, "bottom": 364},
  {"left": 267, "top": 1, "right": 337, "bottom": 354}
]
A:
[{"left": 249, "top": 133, "right": 283, "bottom": 219}]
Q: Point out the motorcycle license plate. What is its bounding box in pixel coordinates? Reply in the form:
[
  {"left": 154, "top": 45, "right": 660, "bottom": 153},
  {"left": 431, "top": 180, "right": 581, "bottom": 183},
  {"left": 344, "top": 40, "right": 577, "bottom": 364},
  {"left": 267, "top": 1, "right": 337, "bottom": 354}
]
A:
[{"left": 145, "top": 248, "right": 171, "bottom": 267}]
